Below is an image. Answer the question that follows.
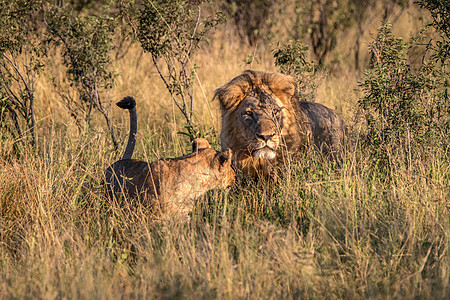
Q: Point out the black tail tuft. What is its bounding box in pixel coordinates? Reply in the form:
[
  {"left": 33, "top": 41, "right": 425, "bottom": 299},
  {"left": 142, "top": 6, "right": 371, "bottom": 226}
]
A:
[{"left": 116, "top": 96, "right": 136, "bottom": 109}]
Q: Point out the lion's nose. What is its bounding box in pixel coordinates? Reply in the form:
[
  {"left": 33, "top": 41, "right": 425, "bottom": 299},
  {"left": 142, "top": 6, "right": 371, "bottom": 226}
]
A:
[{"left": 256, "top": 133, "right": 275, "bottom": 141}]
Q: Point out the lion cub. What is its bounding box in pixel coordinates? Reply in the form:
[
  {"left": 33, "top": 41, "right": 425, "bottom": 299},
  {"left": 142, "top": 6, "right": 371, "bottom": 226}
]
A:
[{"left": 104, "top": 96, "right": 236, "bottom": 218}]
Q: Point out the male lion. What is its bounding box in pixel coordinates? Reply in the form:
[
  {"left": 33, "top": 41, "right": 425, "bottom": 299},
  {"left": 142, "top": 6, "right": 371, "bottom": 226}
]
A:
[
  {"left": 104, "top": 96, "right": 236, "bottom": 218},
  {"left": 214, "top": 70, "right": 345, "bottom": 176}
]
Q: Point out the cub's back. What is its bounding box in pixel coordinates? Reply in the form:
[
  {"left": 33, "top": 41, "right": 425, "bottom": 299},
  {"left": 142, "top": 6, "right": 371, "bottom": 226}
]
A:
[
  {"left": 105, "top": 159, "right": 165, "bottom": 203},
  {"left": 104, "top": 148, "right": 236, "bottom": 216}
]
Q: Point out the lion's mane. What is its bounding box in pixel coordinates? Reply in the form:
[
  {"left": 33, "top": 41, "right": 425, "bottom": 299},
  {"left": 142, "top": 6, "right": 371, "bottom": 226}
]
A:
[{"left": 214, "top": 70, "right": 344, "bottom": 176}]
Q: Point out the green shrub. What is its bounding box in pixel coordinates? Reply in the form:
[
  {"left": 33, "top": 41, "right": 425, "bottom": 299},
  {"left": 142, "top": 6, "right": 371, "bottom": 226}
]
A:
[
  {"left": 273, "top": 40, "right": 319, "bottom": 102},
  {"left": 137, "top": 0, "right": 225, "bottom": 138},
  {"left": 358, "top": 22, "right": 449, "bottom": 173},
  {"left": 45, "top": 4, "right": 118, "bottom": 148},
  {"left": 0, "top": 0, "right": 45, "bottom": 150}
]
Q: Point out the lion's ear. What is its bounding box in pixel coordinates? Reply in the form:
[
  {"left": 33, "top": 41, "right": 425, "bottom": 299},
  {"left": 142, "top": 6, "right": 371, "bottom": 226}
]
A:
[
  {"left": 267, "top": 74, "right": 297, "bottom": 105},
  {"left": 214, "top": 86, "right": 244, "bottom": 111},
  {"left": 192, "top": 138, "right": 210, "bottom": 152},
  {"left": 217, "top": 149, "right": 233, "bottom": 169}
]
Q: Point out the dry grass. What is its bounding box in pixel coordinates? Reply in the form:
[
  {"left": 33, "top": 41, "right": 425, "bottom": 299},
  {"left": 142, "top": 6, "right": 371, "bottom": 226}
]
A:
[
  {"left": 1, "top": 6, "right": 449, "bottom": 299},
  {"left": 1, "top": 136, "right": 447, "bottom": 299}
]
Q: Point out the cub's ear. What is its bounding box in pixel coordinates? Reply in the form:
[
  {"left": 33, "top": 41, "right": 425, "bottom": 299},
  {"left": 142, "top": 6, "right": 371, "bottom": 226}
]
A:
[
  {"left": 217, "top": 149, "right": 233, "bottom": 168},
  {"left": 192, "top": 138, "right": 210, "bottom": 152}
]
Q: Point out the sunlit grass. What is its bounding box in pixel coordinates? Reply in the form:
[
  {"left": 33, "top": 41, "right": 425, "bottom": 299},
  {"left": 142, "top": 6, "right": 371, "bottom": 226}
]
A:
[
  {"left": 0, "top": 10, "right": 448, "bottom": 299},
  {"left": 1, "top": 127, "right": 447, "bottom": 298}
]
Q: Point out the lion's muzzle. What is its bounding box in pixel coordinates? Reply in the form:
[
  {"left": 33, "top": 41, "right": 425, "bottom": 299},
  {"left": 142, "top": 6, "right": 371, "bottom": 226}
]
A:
[{"left": 252, "top": 147, "right": 276, "bottom": 160}]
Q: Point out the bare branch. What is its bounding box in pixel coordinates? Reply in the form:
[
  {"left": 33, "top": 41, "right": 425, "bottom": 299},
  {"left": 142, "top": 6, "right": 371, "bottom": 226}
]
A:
[
  {"left": 182, "top": 5, "right": 201, "bottom": 68},
  {"left": 4, "top": 103, "right": 23, "bottom": 138},
  {"left": 152, "top": 55, "right": 184, "bottom": 112},
  {"left": 2, "top": 53, "right": 33, "bottom": 102}
]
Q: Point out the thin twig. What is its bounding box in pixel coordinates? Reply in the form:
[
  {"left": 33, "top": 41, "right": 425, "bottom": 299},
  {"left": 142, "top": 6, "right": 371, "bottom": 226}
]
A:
[
  {"left": 0, "top": 78, "right": 25, "bottom": 116},
  {"left": 250, "top": 44, "right": 258, "bottom": 69},
  {"left": 152, "top": 54, "right": 189, "bottom": 122},
  {"left": 5, "top": 103, "right": 23, "bottom": 138},
  {"left": 182, "top": 5, "right": 201, "bottom": 68},
  {"left": 2, "top": 53, "right": 33, "bottom": 102},
  {"left": 2, "top": 53, "right": 37, "bottom": 145}
]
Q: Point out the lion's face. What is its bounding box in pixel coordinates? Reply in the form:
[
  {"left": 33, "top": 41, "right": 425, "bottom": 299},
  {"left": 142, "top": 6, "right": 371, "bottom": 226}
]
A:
[
  {"left": 233, "top": 90, "right": 285, "bottom": 160},
  {"left": 215, "top": 70, "right": 345, "bottom": 177},
  {"left": 214, "top": 70, "right": 297, "bottom": 175}
]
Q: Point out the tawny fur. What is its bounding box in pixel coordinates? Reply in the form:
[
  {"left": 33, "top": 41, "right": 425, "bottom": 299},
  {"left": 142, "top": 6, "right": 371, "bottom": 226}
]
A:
[
  {"left": 214, "top": 70, "right": 345, "bottom": 176},
  {"left": 104, "top": 97, "right": 236, "bottom": 219}
]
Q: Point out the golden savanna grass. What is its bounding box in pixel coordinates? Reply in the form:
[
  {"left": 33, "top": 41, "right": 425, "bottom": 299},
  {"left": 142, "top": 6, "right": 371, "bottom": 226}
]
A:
[{"left": 0, "top": 4, "right": 448, "bottom": 299}]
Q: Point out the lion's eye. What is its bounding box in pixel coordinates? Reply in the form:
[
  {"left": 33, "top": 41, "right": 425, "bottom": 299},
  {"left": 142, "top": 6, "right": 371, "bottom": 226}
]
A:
[
  {"left": 242, "top": 111, "right": 254, "bottom": 123},
  {"left": 273, "top": 108, "right": 282, "bottom": 116},
  {"left": 243, "top": 111, "right": 253, "bottom": 118}
]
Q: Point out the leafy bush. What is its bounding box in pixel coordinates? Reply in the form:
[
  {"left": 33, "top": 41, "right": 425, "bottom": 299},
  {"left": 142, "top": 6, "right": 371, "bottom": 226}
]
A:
[
  {"left": 358, "top": 21, "right": 449, "bottom": 172},
  {"left": 137, "top": 0, "right": 225, "bottom": 138},
  {"left": 0, "top": 1, "right": 121, "bottom": 151},
  {"left": 418, "top": 0, "right": 450, "bottom": 41},
  {"left": 45, "top": 4, "right": 118, "bottom": 148},
  {"left": 0, "top": 0, "right": 45, "bottom": 149},
  {"left": 273, "top": 40, "right": 318, "bottom": 102}
]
